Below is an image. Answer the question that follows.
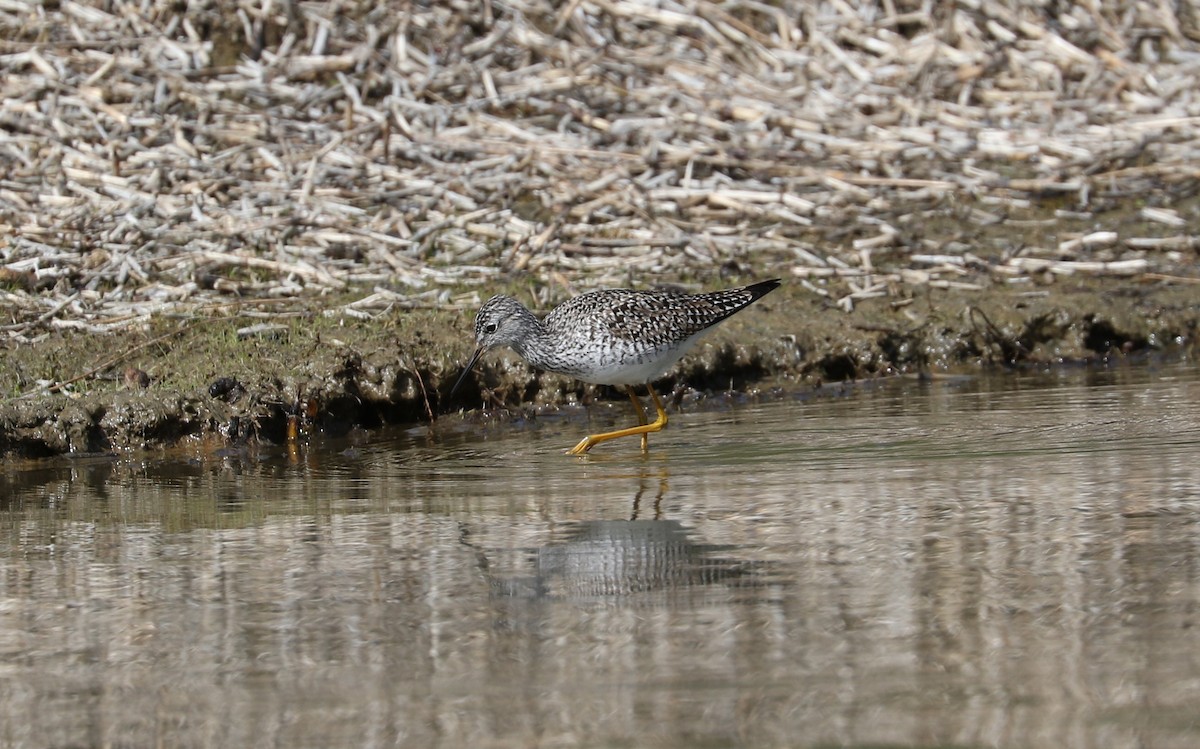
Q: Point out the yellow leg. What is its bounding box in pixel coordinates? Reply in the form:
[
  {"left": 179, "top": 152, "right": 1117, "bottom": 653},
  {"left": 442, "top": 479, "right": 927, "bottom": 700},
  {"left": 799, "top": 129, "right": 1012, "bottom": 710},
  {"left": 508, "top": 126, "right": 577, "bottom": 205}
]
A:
[
  {"left": 626, "top": 385, "right": 648, "bottom": 425},
  {"left": 625, "top": 385, "right": 650, "bottom": 452},
  {"left": 567, "top": 384, "right": 668, "bottom": 455}
]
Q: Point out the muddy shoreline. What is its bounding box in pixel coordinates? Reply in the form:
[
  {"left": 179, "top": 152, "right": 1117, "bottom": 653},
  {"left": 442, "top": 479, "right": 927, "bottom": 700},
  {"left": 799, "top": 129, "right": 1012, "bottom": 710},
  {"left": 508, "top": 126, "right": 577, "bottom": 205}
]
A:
[
  {"left": 1, "top": 278, "right": 1193, "bottom": 460},
  {"left": 2, "top": 2, "right": 1199, "bottom": 459}
]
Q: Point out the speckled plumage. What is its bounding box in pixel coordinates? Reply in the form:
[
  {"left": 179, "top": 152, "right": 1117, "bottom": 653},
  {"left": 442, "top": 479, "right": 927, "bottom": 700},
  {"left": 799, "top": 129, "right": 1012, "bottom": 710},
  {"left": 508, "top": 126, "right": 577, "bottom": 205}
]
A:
[
  {"left": 451, "top": 279, "right": 780, "bottom": 454},
  {"left": 458, "top": 279, "right": 780, "bottom": 386}
]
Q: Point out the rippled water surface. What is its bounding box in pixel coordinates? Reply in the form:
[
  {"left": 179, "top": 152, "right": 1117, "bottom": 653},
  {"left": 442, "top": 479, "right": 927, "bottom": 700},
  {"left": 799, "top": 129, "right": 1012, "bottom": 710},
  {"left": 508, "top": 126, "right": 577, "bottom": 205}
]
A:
[{"left": 2, "top": 362, "right": 1198, "bottom": 748}]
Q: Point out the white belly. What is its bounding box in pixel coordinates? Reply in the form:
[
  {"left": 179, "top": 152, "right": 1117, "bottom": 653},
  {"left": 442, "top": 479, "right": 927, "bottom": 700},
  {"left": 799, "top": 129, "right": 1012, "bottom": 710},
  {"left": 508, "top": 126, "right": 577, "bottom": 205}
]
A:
[
  {"left": 570, "top": 331, "right": 707, "bottom": 385},
  {"left": 574, "top": 351, "right": 683, "bottom": 385}
]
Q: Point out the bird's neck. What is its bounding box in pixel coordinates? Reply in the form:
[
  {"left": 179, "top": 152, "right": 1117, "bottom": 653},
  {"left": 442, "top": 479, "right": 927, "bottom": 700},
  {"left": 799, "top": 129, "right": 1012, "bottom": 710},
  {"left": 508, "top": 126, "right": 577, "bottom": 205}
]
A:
[{"left": 511, "top": 308, "right": 554, "bottom": 369}]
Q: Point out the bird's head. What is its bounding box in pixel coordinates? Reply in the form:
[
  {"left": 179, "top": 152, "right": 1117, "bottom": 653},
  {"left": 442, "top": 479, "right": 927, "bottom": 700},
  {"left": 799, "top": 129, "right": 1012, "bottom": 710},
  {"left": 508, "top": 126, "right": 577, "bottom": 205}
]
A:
[{"left": 450, "top": 295, "right": 539, "bottom": 398}]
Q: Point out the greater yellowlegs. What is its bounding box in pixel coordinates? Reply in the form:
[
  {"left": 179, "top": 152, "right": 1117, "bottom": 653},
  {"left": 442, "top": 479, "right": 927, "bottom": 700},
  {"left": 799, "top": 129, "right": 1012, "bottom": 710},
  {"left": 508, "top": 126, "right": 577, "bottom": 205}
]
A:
[{"left": 451, "top": 279, "right": 781, "bottom": 455}]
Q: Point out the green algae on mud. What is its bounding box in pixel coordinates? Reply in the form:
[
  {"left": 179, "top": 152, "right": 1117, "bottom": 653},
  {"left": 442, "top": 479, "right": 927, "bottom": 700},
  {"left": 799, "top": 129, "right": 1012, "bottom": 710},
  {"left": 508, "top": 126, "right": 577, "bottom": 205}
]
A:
[{"left": 0, "top": 280, "right": 1195, "bottom": 460}]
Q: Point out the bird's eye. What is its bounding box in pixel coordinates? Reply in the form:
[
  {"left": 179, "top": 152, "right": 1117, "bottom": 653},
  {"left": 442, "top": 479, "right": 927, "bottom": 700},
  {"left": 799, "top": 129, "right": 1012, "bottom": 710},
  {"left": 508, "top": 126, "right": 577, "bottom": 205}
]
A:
[{"left": 484, "top": 322, "right": 498, "bottom": 334}]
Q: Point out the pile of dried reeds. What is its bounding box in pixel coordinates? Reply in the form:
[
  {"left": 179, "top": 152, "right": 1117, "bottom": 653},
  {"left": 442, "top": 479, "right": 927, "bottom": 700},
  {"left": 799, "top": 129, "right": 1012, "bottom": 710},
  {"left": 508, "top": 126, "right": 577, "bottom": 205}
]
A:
[{"left": 2, "top": 0, "right": 1198, "bottom": 337}]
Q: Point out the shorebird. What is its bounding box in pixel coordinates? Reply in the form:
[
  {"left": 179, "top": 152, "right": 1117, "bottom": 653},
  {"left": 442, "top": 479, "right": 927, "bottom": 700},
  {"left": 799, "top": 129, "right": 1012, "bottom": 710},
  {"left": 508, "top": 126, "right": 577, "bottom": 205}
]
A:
[{"left": 451, "top": 279, "right": 781, "bottom": 455}]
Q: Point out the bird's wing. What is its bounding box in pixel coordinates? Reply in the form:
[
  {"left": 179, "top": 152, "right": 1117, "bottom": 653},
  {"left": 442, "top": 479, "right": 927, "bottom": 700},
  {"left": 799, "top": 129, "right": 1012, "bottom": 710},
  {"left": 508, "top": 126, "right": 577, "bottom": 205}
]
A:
[{"left": 605, "top": 292, "right": 723, "bottom": 348}]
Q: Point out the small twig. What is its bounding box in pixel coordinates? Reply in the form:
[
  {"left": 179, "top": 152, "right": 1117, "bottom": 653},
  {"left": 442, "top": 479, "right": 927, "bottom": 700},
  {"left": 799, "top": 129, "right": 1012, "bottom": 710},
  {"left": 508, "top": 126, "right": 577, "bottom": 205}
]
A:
[
  {"left": 967, "top": 306, "right": 1029, "bottom": 365},
  {"left": 409, "top": 363, "right": 435, "bottom": 424},
  {"left": 0, "top": 292, "right": 80, "bottom": 333},
  {"left": 5, "top": 322, "right": 194, "bottom": 402}
]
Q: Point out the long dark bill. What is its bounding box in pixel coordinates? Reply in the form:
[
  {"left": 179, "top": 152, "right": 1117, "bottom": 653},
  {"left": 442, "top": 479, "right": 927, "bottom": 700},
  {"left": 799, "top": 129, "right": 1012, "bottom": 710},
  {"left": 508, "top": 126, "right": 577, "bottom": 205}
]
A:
[{"left": 449, "top": 345, "right": 486, "bottom": 399}]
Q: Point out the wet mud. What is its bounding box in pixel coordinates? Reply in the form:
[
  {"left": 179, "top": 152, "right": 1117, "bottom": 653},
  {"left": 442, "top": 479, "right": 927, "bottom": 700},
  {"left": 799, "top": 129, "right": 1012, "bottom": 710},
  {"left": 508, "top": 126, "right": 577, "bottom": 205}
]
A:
[{"left": 1, "top": 280, "right": 1194, "bottom": 460}]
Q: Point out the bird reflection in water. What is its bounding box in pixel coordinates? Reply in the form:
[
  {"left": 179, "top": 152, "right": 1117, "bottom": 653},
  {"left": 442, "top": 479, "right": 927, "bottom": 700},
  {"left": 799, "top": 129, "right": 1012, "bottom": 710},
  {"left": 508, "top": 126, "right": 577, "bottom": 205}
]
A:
[{"left": 489, "top": 469, "right": 769, "bottom": 599}]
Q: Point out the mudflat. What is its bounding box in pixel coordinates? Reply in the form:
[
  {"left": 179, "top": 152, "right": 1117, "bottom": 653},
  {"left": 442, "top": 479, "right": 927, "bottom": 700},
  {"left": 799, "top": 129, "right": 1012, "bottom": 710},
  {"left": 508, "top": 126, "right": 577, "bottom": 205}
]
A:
[{"left": 1, "top": 1, "right": 1196, "bottom": 457}]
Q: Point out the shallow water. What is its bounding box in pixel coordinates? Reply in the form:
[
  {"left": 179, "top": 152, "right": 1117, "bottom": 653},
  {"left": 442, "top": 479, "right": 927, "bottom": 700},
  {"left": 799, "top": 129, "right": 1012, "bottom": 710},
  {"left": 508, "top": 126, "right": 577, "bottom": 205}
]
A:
[{"left": 2, "top": 361, "right": 1199, "bottom": 748}]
